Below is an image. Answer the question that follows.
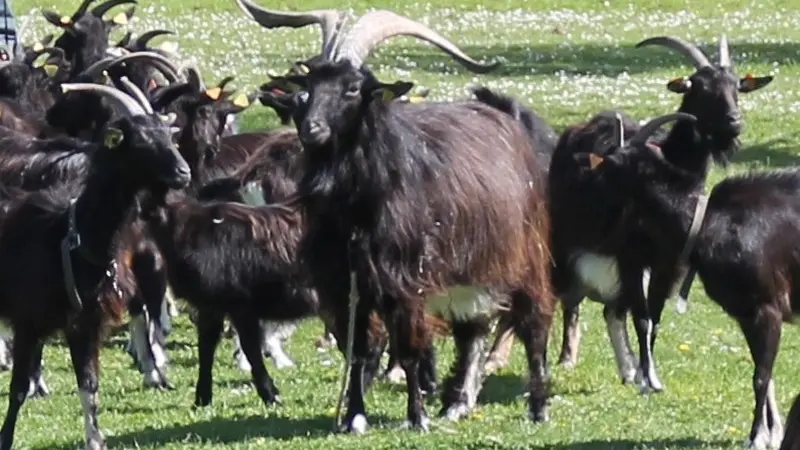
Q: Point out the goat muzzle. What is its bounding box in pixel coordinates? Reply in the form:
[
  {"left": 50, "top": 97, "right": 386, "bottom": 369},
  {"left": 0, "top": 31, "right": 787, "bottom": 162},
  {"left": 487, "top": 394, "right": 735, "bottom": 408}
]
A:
[{"left": 300, "top": 119, "right": 331, "bottom": 146}]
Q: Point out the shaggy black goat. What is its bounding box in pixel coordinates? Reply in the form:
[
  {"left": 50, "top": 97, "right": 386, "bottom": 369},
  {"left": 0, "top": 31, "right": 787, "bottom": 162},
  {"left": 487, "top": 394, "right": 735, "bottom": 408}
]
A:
[
  {"left": 781, "top": 394, "right": 800, "bottom": 450},
  {"left": 576, "top": 111, "right": 798, "bottom": 450},
  {"left": 263, "top": 9, "right": 553, "bottom": 432},
  {"left": 545, "top": 35, "right": 773, "bottom": 394},
  {"left": 0, "top": 81, "right": 190, "bottom": 450},
  {"left": 43, "top": 0, "right": 136, "bottom": 76}
]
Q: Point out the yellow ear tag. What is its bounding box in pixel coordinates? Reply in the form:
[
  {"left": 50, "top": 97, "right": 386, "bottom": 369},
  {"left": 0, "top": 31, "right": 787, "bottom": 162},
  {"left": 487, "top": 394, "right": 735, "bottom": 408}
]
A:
[
  {"left": 104, "top": 128, "right": 123, "bottom": 148},
  {"left": 232, "top": 93, "right": 250, "bottom": 108},
  {"left": 297, "top": 63, "right": 310, "bottom": 74},
  {"left": 588, "top": 153, "right": 604, "bottom": 170},
  {"left": 408, "top": 95, "right": 425, "bottom": 104},
  {"left": 59, "top": 16, "right": 72, "bottom": 25},
  {"left": 380, "top": 89, "right": 396, "bottom": 102},
  {"left": 43, "top": 64, "right": 59, "bottom": 77},
  {"left": 743, "top": 72, "right": 757, "bottom": 89},
  {"left": 32, "top": 42, "right": 44, "bottom": 52},
  {"left": 112, "top": 12, "right": 128, "bottom": 25},
  {"left": 204, "top": 87, "right": 222, "bottom": 100},
  {"left": 668, "top": 76, "right": 685, "bottom": 85}
]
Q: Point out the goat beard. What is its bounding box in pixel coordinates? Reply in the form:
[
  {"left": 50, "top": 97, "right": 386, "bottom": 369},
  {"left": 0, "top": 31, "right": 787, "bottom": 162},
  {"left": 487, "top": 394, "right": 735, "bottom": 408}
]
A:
[{"left": 708, "top": 134, "right": 741, "bottom": 166}]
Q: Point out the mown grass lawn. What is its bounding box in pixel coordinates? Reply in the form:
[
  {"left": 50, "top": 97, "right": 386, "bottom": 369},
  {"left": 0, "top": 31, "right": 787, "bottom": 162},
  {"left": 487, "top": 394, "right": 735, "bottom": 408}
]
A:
[{"left": 6, "top": 0, "right": 800, "bottom": 448}]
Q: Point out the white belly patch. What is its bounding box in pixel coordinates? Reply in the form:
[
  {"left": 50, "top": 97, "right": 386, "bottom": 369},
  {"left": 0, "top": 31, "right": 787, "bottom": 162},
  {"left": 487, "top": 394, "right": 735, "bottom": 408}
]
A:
[
  {"left": 426, "top": 285, "right": 498, "bottom": 321},
  {"left": 574, "top": 252, "right": 621, "bottom": 301}
]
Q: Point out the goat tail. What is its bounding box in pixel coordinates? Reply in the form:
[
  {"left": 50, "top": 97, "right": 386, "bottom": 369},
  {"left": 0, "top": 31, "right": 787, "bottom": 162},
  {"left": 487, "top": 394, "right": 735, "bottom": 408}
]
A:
[
  {"left": 469, "top": 85, "right": 558, "bottom": 163},
  {"left": 781, "top": 392, "right": 800, "bottom": 450}
]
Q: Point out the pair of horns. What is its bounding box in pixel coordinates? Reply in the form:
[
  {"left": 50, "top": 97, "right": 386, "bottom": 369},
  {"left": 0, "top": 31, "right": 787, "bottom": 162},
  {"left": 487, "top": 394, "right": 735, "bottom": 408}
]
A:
[
  {"left": 636, "top": 34, "right": 732, "bottom": 69},
  {"left": 62, "top": 76, "right": 151, "bottom": 117},
  {"left": 613, "top": 112, "right": 697, "bottom": 149},
  {"left": 80, "top": 51, "right": 181, "bottom": 83},
  {"left": 235, "top": 0, "right": 499, "bottom": 73}
]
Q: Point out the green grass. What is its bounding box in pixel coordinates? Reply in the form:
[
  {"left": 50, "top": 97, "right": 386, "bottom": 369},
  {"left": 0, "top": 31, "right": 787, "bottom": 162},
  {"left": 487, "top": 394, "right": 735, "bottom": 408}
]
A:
[{"left": 5, "top": 0, "right": 800, "bottom": 448}]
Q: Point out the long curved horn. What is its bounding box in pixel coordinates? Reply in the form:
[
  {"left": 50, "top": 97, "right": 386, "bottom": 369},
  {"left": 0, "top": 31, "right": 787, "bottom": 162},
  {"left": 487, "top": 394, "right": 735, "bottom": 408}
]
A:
[
  {"left": 635, "top": 36, "right": 711, "bottom": 70},
  {"left": 118, "top": 76, "right": 154, "bottom": 114},
  {"left": 61, "top": 82, "right": 147, "bottom": 117},
  {"left": 233, "top": 0, "right": 348, "bottom": 57},
  {"left": 333, "top": 10, "right": 500, "bottom": 73},
  {"left": 134, "top": 29, "right": 174, "bottom": 49},
  {"left": 24, "top": 47, "right": 66, "bottom": 65},
  {"left": 79, "top": 52, "right": 180, "bottom": 83},
  {"left": 73, "top": 0, "right": 100, "bottom": 18},
  {"left": 614, "top": 112, "right": 624, "bottom": 148},
  {"left": 111, "top": 51, "right": 181, "bottom": 82},
  {"left": 629, "top": 112, "right": 697, "bottom": 146},
  {"left": 718, "top": 34, "right": 731, "bottom": 68},
  {"left": 91, "top": 0, "right": 137, "bottom": 18}
]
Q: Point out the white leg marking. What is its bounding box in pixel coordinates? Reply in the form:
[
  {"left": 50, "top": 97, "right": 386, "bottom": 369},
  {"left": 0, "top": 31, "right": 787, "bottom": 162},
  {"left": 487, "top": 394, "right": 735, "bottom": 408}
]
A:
[
  {"left": 131, "top": 315, "right": 163, "bottom": 387},
  {"left": 575, "top": 253, "right": 621, "bottom": 300},
  {"left": 27, "top": 368, "right": 50, "bottom": 398},
  {"left": 232, "top": 332, "right": 252, "bottom": 372},
  {"left": 79, "top": 389, "right": 106, "bottom": 450},
  {"left": 262, "top": 321, "right": 296, "bottom": 369},
  {"left": 641, "top": 268, "right": 651, "bottom": 295},
  {"left": 748, "top": 403, "right": 771, "bottom": 450},
  {"left": 767, "top": 379, "right": 784, "bottom": 448},
  {"left": 159, "top": 298, "right": 172, "bottom": 335},
  {"left": 605, "top": 313, "right": 637, "bottom": 383},
  {"left": 165, "top": 287, "right": 179, "bottom": 318},
  {"left": 446, "top": 335, "right": 485, "bottom": 421},
  {"left": 636, "top": 320, "right": 663, "bottom": 394},
  {"left": 349, "top": 413, "right": 368, "bottom": 434},
  {"left": 0, "top": 335, "right": 12, "bottom": 370}
]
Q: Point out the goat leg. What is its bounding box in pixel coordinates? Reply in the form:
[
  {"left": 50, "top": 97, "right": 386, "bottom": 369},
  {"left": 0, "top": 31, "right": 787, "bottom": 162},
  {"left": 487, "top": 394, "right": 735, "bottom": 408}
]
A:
[
  {"left": 740, "top": 312, "right": 782, "bottom": 450},
  {"left": 440, "top": 317, "right": 490, "bottom": 421},
  {"left": 603, "top": 304, "right": 637, "bottom": 384},
  {"left": 390, "top": 296, "right": 430, "bottom": 432},
  {"left": 230, "top": 313, "right": 282, "bottom": 406},
  {"left": 26, "top": 342, "right": 49, "bottom": 398},
  {"left": 621, "top": 264, "right": 662, "bottom": 393},
  {"left": 557, "top": 291, "right": 583, "bottom": 368},
  {"left": 484, "top": 311, "right": 514, "bottom": 375},
  {"left": 334, "top": 305, "right": 373, "bottom": 434},
  {"left": 0, "top": 329, "right": 38, "bottom": 450},
  {"left": 0, "top": 334, "right": 12, "bottom": 371},
  {"left": 510, "top": 288, "right": 552, "bottom": 422},
  {"left": 194, "top": 310, "right": 225, "bottom": 407},
  {"left": 65, "top": 322, "right": 107, "bottom": 450}
]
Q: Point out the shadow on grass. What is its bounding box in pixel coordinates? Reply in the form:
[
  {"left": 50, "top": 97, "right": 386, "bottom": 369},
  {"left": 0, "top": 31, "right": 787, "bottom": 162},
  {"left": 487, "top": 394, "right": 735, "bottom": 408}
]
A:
[
  {"left": 734, "top": 134, "right": 800, "bottom": 168},
  {"left": 366, "top": 41, "right": 798, "bottom": 78},
  {"left": 516, "top": 438, "right": 736, "bottom": 450},
  {"left": 43, "top": 414, "right": 395, "bottom": 450}
]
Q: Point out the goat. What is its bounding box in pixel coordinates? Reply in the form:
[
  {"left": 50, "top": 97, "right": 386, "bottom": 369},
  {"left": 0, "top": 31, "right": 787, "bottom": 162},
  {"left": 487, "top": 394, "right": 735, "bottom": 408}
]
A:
[
  {"left": 545, "top": 35, "right": 773, "bottom": 394},
  {"left": 781, "top": 393, "right": 800, "bottom": 450},
  {"left": 575, "top": 110, "right": 800, "bottom": 450},
  {"left": 264, "top": 9, "right": 553, "bottom": 431},
  {"left": 43, "top": 0, "right": 136, "bottom": 76},
  {"left": 0, "top": 81, "right": 190, "bottom": 450}
]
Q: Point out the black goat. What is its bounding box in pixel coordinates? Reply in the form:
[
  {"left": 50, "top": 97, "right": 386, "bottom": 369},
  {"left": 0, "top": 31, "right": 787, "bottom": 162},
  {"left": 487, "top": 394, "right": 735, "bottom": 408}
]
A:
[
  {"left": 0, "top": 81, "right": 190, "bottom": 450},
  {"left": 546, "top": 35, "right": 773, "bottom": 394},
  {"left": 43, "top": 0, "right": 136, "bottom": 77},
  {"left": 265, "top": 9, "right": 553, "bottom": 432},
  {"left": 781, "top": 394, "right": 800, "bottom": 450},
  {"left": 576, "top": 110, "right": 797, "bottom": 450}
]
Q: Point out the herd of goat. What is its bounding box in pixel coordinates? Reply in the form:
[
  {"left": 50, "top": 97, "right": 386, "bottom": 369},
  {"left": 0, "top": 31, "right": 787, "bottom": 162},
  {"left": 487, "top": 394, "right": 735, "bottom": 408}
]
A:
[{"left": 0, "top": 0, "right": 796, "bottom": 448}]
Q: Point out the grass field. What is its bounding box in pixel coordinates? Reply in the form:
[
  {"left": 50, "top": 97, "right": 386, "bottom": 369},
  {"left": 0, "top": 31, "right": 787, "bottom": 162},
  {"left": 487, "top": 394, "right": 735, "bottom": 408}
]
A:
[{"left": 5, "top": 0, "right": 800, "bottom": 448}]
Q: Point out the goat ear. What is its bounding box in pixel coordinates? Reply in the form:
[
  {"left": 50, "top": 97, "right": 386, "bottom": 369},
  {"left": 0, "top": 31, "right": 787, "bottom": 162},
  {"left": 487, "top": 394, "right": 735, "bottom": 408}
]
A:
[
  {"left": 371, "top": 81, "right": 414, "bottom": 102},
  {"left": 42, "top": 11, "right": 72, "bottom": 28},
  {"left": 573, "top": 153, "right": 605, "bottom": 170},
  {"left": 666, "top": 76, "right": 691, "bottom": 94},
  {"left": 739, "top": 73, "right": 773, "bottom": 93},
  {"left": 104, "top": 127, "right": 124, "bottom": 148},
  {"left": 150, "top": 82, "right": 194, "bottom": 110}
]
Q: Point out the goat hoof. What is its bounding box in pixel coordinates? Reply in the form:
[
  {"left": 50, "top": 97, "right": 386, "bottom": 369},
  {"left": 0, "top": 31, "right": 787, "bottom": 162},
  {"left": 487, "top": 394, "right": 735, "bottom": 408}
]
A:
[
  {"left": 85, "top": 441, "right": 108, "bottom": 450},
  {"left": 343, "top": 414, "right": 368, "bottom": 434},
  {"left": 441, "top": 402, "right": 471, "bottom": 421},
  {"left": 746, "top": 430, "right": 771, "bottom": 450},
  {"left": 27, "top": 382, "right": 50, "bottom": 399},
  {"left": 556, "top": 354, "right": 577, "bottom": 369},
  {"left": 528, "top": 400, "right": 549, "bottom": 423},
  {"left": 399, "top": 414, "right": 430, "bottom": 432}
]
